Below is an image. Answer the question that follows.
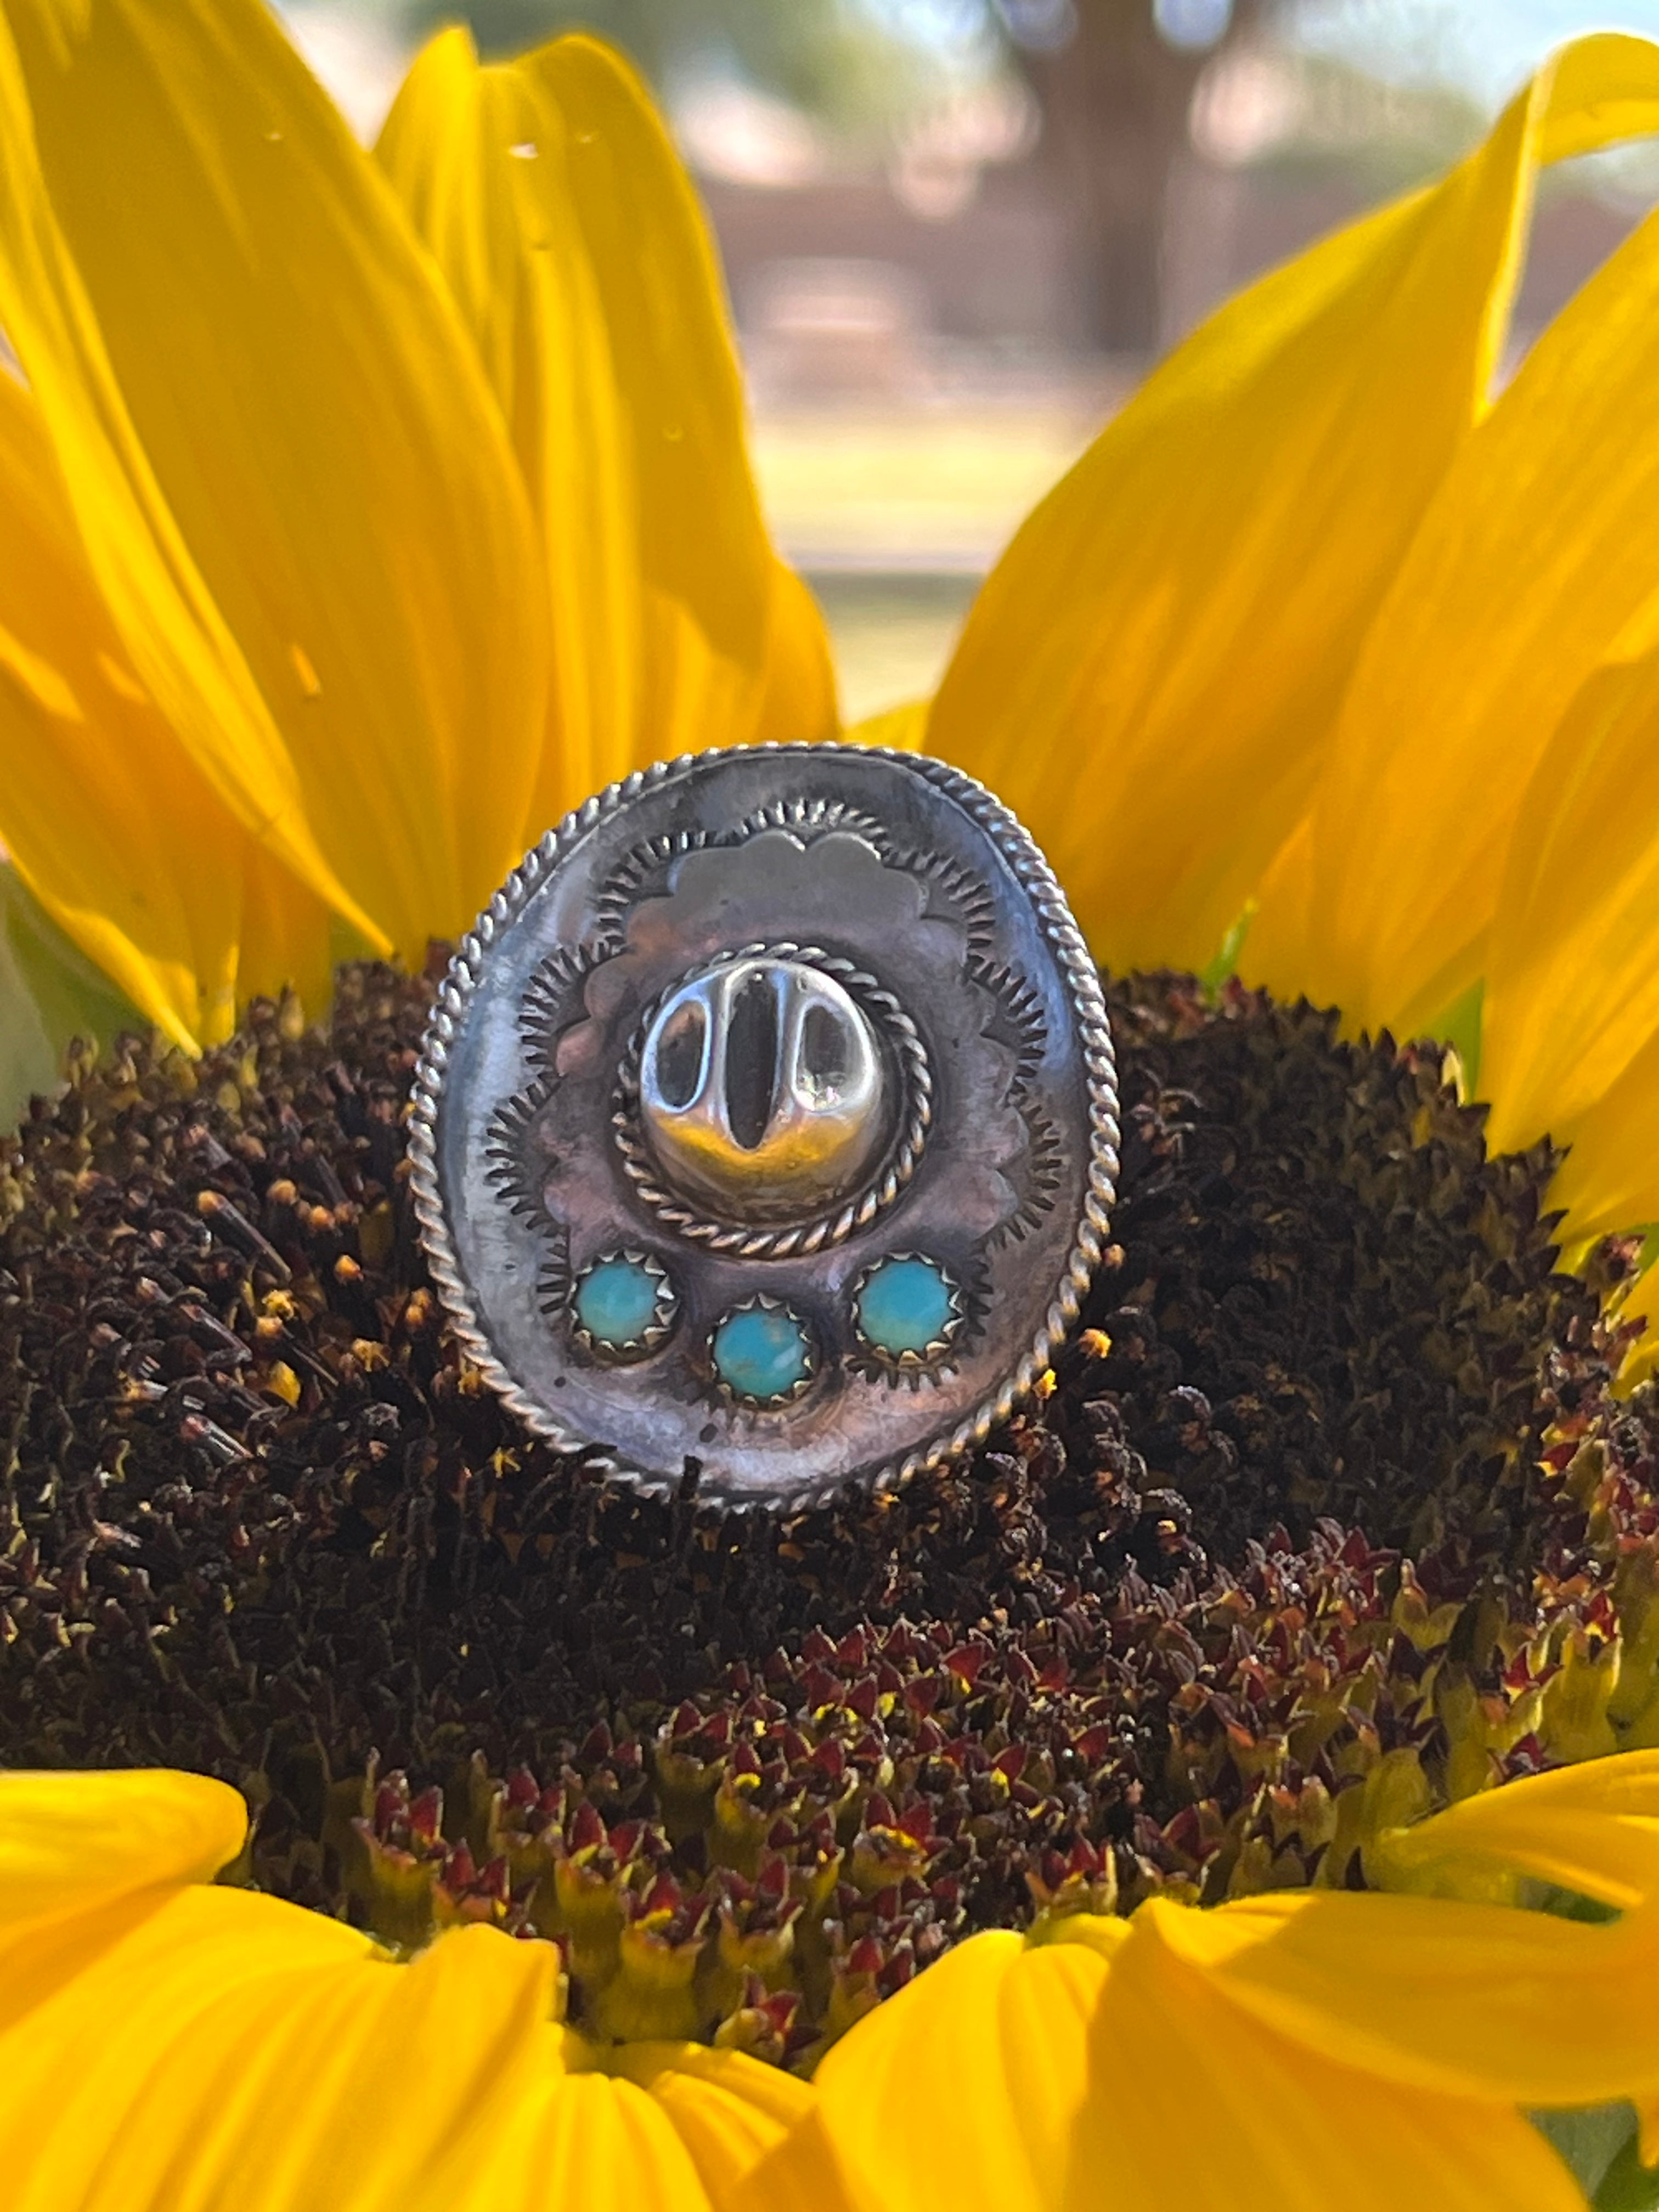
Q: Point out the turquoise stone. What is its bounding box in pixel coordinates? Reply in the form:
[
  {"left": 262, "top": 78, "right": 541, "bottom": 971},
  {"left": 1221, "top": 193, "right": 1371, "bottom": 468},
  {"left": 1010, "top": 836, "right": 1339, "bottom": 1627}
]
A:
[
  {"left": 712, "top": 1305, "right": 811, "bottom": 1402},
  {"left": 574, "top": 1256, "right": 667, "bottom": 1352},
  {"left": 855, "top": 1256, "right": 955, "bottom": 1358}
]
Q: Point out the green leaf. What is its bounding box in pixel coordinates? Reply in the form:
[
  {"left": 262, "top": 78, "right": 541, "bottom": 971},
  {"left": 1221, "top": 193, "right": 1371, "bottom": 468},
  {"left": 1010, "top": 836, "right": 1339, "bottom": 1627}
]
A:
[
  {"left": 0, "top": 865, "right": 143, "bottom": 1128},
  {"left": 1199, "top": 899, "right": 1257, "bottom": 1001},
  {"left": 1425, "top": 974, "right": 1485, "bottom": 1097},
  {"left": 1534, "top": 2106, "right": 1659, "bottom": 2210},
  {"left": 1597, "top": 2131, "right": 1659, "bottom": 2212}
]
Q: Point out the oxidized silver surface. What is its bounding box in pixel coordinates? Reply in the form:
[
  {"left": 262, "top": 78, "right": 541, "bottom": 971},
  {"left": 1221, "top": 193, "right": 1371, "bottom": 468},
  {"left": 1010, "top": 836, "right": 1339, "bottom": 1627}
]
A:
[{"left": 409, "top": 744, "right": 1119, "bottom": 1508}]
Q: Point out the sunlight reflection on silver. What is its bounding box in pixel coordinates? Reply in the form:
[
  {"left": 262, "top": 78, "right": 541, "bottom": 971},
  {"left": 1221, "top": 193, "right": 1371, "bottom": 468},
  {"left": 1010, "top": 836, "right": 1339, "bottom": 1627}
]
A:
[{"left": 639, "top": 953, "right": 890, "bottom": 1224}]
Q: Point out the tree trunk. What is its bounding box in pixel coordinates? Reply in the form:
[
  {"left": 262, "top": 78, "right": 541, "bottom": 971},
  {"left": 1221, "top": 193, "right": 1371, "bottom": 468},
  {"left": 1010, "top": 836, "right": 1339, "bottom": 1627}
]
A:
[{"left": 1022, "top": 0, "right": 1243, "bottom": 357}]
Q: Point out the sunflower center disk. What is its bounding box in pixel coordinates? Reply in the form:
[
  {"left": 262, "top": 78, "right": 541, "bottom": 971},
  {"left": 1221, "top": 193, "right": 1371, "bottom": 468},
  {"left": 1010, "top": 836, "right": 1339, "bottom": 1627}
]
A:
[
  {"left": 640, "top": 956, "right": 890, "bottom": 1224},
  {"left": 3, "top": 965, "right": 1648, "bottom": 2071}
]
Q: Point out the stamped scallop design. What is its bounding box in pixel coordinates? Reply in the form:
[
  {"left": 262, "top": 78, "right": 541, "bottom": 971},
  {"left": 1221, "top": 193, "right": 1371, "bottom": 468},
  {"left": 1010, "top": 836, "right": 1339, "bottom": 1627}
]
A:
[{"left": 409, "top": 743, "right": 1119, "bottom": 1508}]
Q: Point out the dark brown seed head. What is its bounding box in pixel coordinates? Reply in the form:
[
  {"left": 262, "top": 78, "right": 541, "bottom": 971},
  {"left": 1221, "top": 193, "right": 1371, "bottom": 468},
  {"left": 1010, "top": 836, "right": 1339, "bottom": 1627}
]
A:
[{"left": 1, "top": 962, "right": 1653, "bottom": 2062}]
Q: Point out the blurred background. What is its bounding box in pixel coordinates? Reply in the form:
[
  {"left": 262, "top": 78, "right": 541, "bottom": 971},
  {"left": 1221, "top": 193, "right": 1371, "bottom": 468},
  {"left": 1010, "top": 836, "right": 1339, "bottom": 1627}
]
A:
[{"left": 280, "top": 0, "right": 1659, "bottom": 718}]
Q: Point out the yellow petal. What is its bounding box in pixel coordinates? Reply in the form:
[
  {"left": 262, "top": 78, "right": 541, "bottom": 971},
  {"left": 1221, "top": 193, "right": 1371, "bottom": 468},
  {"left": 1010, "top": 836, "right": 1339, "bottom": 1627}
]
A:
[
  {"left": 0, "top": 8, "right": 357, "bottom": 949},
  {"left": 377, "top": 30, "right": 833, "bottom": 840},
  {"left": 843, "top": 695, "right": 929, "bottom": 754},
  {"left": 0, "top": 1770, "right": 828, "bottom": 2212},
  {"left": 1538, "top": 1022, "right": 1659, "bottom": 1250},
  {"left": 1240, "top": 812, "right": 1311, "bottom": 987},
  {"left": 0, "top": 0, "right": 548, "bottom": 960},
  {"left": 0, "top": 363, "right": 327, "bottom": 1047},
  {"left": 1258, "top": 37, "right": 1659, "bottom": 1038},
  {"left": 723, "top": 2112, "right": 857, "bottom": 2212},
  {"left": 520, "top": 2073, "right": 716, "bottom": 2209},
  {"left": 813, "top": 1915, "right": 1581, "bottom": 2212},
  {"left": 0, "top": 1887, "right": 567, "bottom": 2212},
  {"left": 553, "top": 2039, "right": 820, "bottom": 2211},
  {"left": 1478, "top": 648, "right": 1659, "bottom": 1158},
  {"left": 1148, "top": 1886, "right": 1659, "bottom": 2112},
  {"left": 1155, "top": 1752, "right": 1659, "bottom": 2112},
  {"left": 749, "top": 562, "right": 839, "bottom": 752},
  {"left": 1072, "top": 1910, "right": 1583, "bottom": 2212},
  {"left": 0, "top": 1768, "right": 244, "bottom": 1924},
  {"left": 488, "top": 30, "right": 837, "bottom": 788},
  {"left": 2, "top": 1865, "right": 566, "bottom": 2212},
  {"left": 371, "top": 29, "right": 521, "bottom": 414},
  {"left": 0, "top": 9, "right": 359, "bottom": 951},
  {"left": 1616, "top": 1263, "right": 1659, "bottom": 1395},
  {"left": 598, "top": 2039, "right": 814, "bottom": 2197},
  {"left": 813, "top": 1927, "right": 1111, "bottom": 2209},
  {"left": 1378, "top": 1743, "right": 1659, "bottom": 1888},
  {"left": 190, "top": 1920, "right": 565, "bottom": 2212},
  {"left": 236, "top": 839, "right": 336, "bottom": 1023},
  {"left": 926, "top": 37, "right": 1637, "bottom": 976},
  {"left": 443, "top": 2037, "right": 827, "bottom": 2212}
]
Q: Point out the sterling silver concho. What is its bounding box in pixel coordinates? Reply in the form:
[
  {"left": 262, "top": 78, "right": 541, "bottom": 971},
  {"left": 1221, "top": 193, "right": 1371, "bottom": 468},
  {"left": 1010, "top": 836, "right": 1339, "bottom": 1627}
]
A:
[{"left": 410, "top": 744, "right": 1119, "bottom": 1508}]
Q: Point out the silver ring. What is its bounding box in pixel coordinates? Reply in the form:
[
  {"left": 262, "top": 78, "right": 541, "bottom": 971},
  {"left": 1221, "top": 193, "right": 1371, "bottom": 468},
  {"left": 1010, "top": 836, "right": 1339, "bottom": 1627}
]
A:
[{"left": 409, "top": 743, "right": 1119, "bottom": 1509}]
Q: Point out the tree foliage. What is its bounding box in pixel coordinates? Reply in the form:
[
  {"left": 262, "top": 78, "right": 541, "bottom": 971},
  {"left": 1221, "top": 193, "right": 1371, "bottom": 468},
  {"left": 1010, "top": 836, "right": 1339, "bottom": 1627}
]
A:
[{"left": 382, "top": 0, "right": 961, "bottom": 137}]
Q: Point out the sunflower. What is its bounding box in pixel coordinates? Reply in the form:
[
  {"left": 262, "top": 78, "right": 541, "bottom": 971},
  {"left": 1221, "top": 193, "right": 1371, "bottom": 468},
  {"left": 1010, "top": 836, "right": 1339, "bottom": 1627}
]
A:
[{"left": 5, "top": 2, "right": 1659, "bottom": 2206}]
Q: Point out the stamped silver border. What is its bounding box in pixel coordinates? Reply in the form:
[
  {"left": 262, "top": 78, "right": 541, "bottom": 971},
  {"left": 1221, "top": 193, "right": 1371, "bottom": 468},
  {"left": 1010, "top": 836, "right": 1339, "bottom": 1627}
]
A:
[{"left": 408, "top": 742, "right": 1120, "bottom": 1510}]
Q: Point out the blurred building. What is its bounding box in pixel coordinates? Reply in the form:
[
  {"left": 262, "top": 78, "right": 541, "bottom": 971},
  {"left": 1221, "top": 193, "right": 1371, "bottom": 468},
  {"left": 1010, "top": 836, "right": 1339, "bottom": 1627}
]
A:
[
  {"left": 689, "top": 31, "right": 1644, "bottom": 399},
  {"left": 290, "top": 0, "right": 1659, "bottom": 713}
]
